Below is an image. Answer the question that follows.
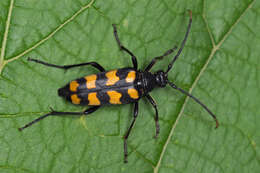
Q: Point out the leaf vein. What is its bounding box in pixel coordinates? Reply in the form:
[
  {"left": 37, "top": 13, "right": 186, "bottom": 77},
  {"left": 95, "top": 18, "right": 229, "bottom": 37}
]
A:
[
  {"left": 154, "top": 1, "right": 256, "bottom": 171},
  {"left": 2, "top": 0, "right": 95, "bottom": 73},
  {"left": 0, "top": 0, "right": 14, "bottom": 74}
]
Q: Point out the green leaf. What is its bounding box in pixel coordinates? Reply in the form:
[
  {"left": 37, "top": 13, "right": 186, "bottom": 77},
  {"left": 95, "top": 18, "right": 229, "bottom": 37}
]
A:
[{"left": 0, "top": 0, "right": 259, "bottom": 172}]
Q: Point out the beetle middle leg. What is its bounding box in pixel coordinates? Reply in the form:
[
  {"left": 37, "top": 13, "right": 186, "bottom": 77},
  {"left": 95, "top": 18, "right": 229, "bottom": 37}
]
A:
[
  {"left": 146, "top": 94, "right": 160, "bottom": 138},
  {"left": 112, "top": 24, "right": 138, "bottom": 70},
  {"left": 28, "top": 58, "right": 105, "bottom": 72},
  {"left": 18, "top": 106, "right": 101, "bottom": 131},
  {"left": 123, "top": 102, "right": 139, "bottom": 163}
]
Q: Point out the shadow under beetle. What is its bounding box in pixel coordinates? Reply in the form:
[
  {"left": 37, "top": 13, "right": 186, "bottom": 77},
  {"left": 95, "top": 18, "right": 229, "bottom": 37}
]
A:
[{"left": 19, "top": 11, "right": 219, "bottom": 163}]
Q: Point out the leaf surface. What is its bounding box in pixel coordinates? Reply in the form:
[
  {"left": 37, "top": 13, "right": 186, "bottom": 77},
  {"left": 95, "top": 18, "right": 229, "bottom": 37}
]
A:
[{"left": 0, "top": 0, "right": 259, "bottom": 172}]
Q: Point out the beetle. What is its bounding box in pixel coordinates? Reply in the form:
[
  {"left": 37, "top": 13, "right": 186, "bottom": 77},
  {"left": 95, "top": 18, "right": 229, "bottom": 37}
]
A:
[{"left": 19, "top": 11, "right": 218, "bottom": 163}]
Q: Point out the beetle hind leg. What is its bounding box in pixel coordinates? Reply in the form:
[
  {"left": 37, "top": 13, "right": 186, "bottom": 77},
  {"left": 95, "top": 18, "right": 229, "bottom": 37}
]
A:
[
  {"left": 18, "top": 106, "right": 101, "bottom": 131},
  {"left": 28, "top": 58, "right": 105, "bottom": 72}
]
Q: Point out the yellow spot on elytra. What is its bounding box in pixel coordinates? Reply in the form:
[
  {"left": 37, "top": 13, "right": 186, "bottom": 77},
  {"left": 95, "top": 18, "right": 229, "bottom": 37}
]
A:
[
  {"left": 107, "top": 91, "right": 122, "bottom": 104},
  {"left": 88, "top": 92, "right": 100, "bottom": 105},
  {"left": 85, "top": 74, "right": 97, "bottom": 89},
  {"left": 128, "top": 88, "right": 139, "bottom": 99},
  {"left": 71, "top": 94, "right": 81, "bottom": 104},
  {"left": 70, "top": 81, "right": 79, "bottom": 92},
  {"left": 106, "top": 70, "right": 119, "bottom": 86},
  {"left": 126, "top": 71, "right": 136, "bottom": 83}
]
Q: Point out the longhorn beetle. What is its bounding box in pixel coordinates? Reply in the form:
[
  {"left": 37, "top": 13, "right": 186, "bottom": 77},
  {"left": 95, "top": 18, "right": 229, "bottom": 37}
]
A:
[{"left": 19, "top": 11, "right": 218, "bottom": 163}]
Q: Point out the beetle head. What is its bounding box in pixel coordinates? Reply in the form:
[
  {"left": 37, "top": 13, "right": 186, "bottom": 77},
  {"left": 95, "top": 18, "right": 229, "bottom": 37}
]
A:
[{"left": 155, "top": 70, "right": 168, "bottom": 87}]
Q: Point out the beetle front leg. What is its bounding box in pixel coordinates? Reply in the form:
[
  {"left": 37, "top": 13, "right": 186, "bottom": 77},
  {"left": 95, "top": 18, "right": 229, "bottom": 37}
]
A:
[{"left": 144, "top": 46, "right": 177, "bottom": 72}]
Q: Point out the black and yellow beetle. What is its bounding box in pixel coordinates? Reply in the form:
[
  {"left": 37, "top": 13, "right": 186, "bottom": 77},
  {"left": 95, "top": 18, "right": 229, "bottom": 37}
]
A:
[{"left": 19, "top": 11, "right": 218, "bottom": 163}]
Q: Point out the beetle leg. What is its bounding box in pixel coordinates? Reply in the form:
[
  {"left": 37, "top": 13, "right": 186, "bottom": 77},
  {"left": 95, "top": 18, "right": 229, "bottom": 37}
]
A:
[
  {"left": 28, "top": 58, "right": 105, "bottom": 72},
  {"left": 112, "top": 24, "right": 138, "bottom": 70},
  {"left": 144, "top": 46, "right": 177, "bottom": 72},
  {"left": 18, "top": 106, "right": 101, "bottom": 131},
  {"left": 146, "top": 94, "right": 160, "bottom": 138},
  {"left": 123, "top": 102, "right": 139, "bottom": 163}
]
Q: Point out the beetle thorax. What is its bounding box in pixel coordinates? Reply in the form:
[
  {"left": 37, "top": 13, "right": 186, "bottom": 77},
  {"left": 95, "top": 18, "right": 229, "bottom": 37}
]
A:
[
  {"left": 136, "top": 70, "right": 168, "bottom": 95},
  {"left": 135, "top": 71, "right": 154, "bottom": 95}
]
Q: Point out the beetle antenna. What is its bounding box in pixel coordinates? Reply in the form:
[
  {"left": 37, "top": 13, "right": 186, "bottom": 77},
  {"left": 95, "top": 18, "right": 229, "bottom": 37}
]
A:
[
  {"left": 168, "top": 81, "right": 219, "bottom": 128},
  {"left": 166, "top": 10, "right": 192, "bottom": 74}
]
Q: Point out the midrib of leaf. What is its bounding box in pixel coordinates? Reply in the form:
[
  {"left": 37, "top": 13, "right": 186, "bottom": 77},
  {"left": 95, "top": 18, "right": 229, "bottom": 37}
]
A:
[
  {"left": 0, "top": 0, "right": 14, "bottom": 74},
  {"left": 0, "top": 0, "right": 95, "bottom": 75},
  {"left": 154, "top": 0, "right": 256, "bottom": 172}
]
